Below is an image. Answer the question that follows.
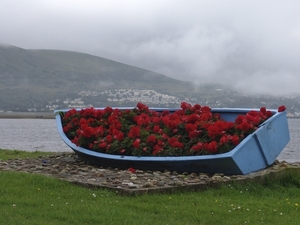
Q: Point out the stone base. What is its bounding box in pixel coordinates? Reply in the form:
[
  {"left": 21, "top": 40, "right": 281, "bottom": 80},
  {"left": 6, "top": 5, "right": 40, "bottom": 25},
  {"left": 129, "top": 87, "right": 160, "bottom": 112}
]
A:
[{"left": 1, "top": 152, "right": 300, "bottom": 195}]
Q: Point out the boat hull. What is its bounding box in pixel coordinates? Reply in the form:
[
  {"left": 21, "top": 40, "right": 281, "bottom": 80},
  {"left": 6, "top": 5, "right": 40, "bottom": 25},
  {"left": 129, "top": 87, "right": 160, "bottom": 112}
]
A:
[{"left": 54, "top": 108, "right": 290, "bottom": 175}]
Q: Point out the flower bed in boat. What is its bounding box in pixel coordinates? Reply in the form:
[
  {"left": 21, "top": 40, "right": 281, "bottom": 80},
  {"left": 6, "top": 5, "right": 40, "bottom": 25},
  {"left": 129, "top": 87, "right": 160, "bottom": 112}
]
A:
[{"left": 55, "top": 103, "right": 289, "bottom": 174}]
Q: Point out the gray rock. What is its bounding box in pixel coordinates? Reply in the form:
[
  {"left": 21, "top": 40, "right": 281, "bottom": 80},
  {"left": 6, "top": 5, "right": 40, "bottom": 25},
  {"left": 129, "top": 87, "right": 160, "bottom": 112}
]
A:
[{"left": 1, "top": 152, "right": 299, "bottom": 195}]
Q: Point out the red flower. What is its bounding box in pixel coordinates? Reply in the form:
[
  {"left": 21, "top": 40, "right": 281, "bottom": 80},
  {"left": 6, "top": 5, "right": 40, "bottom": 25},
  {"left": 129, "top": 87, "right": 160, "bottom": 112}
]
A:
[
  {"left": 99, "top": 141, "right": 107, "bottom": 149},
  {"left": 94, "top": 125, "right": 105, "bottom": 136},
  {"left": 245, "top": 114, "right": 261, "bottom": 126},
  {"left": 105, "top": 135, "right": 113, "bottom": 143},
  {"left": 116, "top": 132, "right": 125, "bottom": 141},
  {"left": 205, "top": 141, "right": 218, "bottom": 153},
  {"left": 207, "top": 125, "right": 220, "bottom": 138},
  {"left": 186, "top": 114, "right": 199, "bottom": 123},
  {"left": 192, "top": 104, "right": 201, "bottom": 111},
  {"left": 236, "top": 120, "right": 253, "bottom": 132},
  {"left": 128, "top": 126, "right": 140, "bottom": 138},
  {"left": 104, "top": 106, "right": 113, "bottom": 114},
  {"left": 93, "top": 109, "right": 104, "bottom": 119},
  {"left": 82, "top": 126, "right": 94, "bottom": 139},
  {"left": 151, "top": 117, "right": 161, "bottom": 124},
  {"left": 152, "top": 125, "right": 161, "bottom": 133},
  {"left": 191, "top": 142, "right": 203, "bottom": 151},
  {"left": 132, "top": 139, "right": 141, "bottom": 148},
  {"left": 231, "top": 135, "right": 240, "bottom": 145},
  {"left": 260, "top": 107, "right": 266, "bottom": 114},
  {"left": 89, "top": 143, "right": 94, "bottom": 149},
  {"left": 62, "top": 102, "right": 274, "bottom": 157},
  {"left": 201, "top": 106, "right": 211, "bottom": 112},
  {"left": 278, "top": 105, "right": 286, "bottom": 112},
  {"left": 235, "top": 115, "right": 244, "bottom": 124},
  {"left": 207, "top": 121, "right": 227, "bottom": 138},
  {"left": 137, "top": 102, "right": 149, "bottom": 111},
  {"left": 188, "top": 130, "right": 200, "bottom": 139},
  {"left": 266, "top": 110, "right": 273, "bottom": 118},
  {"left": 64, "top": 108, "right": 77, "bottom": 120},
  {"left": 71, "top": 137, "right": 79, "bottom": 146},
  {"left": 146, "top": 135, "right": 157, "bottom": 144},
  {"left": 181, "top": 102, "right": 192, "bottom": 110},
  {"left": 152, "top": 144, "right": 163, "bottom": 155},
  {"left": 63, "top": 125, "right": 70, "bottom": 133},
  {"left": 135, "top": 113, "right": 151, "bottom": 126},
  {"left": 168, "top": 137, "right": 183, "bottom": 148},
  {"left": 199, "top": 112, "right": 212, "bottom": 121},
  {"left": 79, "top": 118, "right": 88, "bottom": 126},
  {"left": 163, "top": 114, "right": 181, "bottom": 130},
  {"left": 128, "top": 167, "right": 136, "bottom": 173},
  {"left": 220, "top": 135, "right": 230, "bottom": 145}
]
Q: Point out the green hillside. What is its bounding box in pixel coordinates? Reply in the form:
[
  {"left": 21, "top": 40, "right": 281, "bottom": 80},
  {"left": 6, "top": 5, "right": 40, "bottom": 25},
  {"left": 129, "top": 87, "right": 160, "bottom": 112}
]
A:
[
  {"left": 1, "top": 44, "right": 299, "bottom": 114},
  {"left": 0, "top": 45, "right": 197, "bottom": 111}
]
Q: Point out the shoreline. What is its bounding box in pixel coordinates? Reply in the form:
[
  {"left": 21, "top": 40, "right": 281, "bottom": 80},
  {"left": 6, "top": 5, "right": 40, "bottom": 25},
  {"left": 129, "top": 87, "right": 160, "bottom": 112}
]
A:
[{"left": 0, "top": 112, "right": 54, "bottom": 119}]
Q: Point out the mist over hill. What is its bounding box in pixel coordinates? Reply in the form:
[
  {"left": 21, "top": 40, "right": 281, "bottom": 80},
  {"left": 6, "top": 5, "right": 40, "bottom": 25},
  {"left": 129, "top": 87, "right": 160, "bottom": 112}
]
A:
[
  {"left": 2, "top": 45, "right": 195, "bottom": 89},
  {"left": 0, "top": 44, "right": 195, "bottom": 110},
  {"left": 0, "top": 44, "right": 299, "bottom": 115}
]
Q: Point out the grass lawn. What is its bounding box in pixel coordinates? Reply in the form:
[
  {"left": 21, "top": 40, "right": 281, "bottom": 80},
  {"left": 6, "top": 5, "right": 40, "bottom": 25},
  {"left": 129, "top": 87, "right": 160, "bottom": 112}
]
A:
[
  {"left": 0, "top": 149, "right": 55, "bottom": 160},
  {"left": 1, "top": 149, "right": 300, "bottom": 224}
]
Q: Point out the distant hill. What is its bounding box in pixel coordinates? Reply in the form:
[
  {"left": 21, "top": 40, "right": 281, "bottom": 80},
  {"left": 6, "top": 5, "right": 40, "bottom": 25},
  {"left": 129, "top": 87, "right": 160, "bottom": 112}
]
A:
[
  {"left": 1, "top": 44, "right": 299, "bottom": 114},
  {"left": 0, "top": 44, "right": 199, "bottom": 111}
]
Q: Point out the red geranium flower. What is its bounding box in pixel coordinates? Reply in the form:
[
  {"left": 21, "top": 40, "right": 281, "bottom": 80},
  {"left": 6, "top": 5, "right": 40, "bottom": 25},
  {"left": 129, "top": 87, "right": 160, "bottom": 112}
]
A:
[
  {"left": 128, "top": 167, "right": 136, "bottom": 173},
  {"left": 132, "top": 139, "right": 141, "bottom": 148},
  {"left": 236, "top": 120, "right": 253, "bottom": 133},
  {"left": 128, "top": 126, "right": 140, "bottom": 138},
  {"left": 181, "top": 102, "right": 192, "bottom": 110},
  {"left": 168, "top": 137, "right": 183, "bottom": 148},
  {"left": 105, "top": 134, "right": 113, "bottom": 143},
  {"left": 205, "top": 141, "right": 218, "bottom": 153},
  {"left": 116, "top": 132, "right": 125, "bottom": 141},
  {"left": 99, "top": 141, "right": 107, "bottom": 149},
  {"left": 137, "top": 102, "right": 149, "bottom": 111},
  {"left": 191, "top": 142, "right": 203, "bottom": 152},
  {"left": 278, "top": 105, "right": 286, "bottom": 112},
  {"left": 62, "top": 102, "right": 275, "bottom": 157},
  {"left": 185, "top": 123, "right": 197, "bottom": 132},
  {"left": 146, "top": 135, "right": 157, "bottom": 144}
]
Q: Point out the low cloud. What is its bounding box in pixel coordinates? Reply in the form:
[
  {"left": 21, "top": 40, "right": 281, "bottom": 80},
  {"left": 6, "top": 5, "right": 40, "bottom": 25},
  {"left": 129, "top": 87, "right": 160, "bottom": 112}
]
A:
[{"left": 1, "top": 0, "right": 300, "bottom": 96}]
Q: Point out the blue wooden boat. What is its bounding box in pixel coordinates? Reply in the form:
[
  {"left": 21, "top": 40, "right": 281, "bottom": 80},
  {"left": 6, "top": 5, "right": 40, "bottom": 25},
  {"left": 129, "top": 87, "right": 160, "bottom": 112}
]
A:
[{"left": 54, "top": 108, "right": 290, "bottom": 175}]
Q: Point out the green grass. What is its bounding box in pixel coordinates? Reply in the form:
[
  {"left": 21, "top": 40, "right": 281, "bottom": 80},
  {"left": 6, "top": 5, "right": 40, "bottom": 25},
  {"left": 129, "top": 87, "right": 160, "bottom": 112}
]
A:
[
  {"left": 0, "top": 149, "right": 54, "bottom": 160},
  {"left": 1, "top": 149, "right": 300, "bottom": 224}
]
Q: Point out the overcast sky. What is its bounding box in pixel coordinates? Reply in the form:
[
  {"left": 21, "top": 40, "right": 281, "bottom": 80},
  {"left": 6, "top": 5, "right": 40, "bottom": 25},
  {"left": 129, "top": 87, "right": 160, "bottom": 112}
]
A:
[{"left": 1, "top": 0, "right": 300, "bottom": 96}]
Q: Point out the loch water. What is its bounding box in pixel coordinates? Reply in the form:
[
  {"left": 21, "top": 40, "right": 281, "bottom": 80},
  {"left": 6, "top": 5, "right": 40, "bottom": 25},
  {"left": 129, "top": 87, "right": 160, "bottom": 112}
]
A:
[{"left": 0, "top": 118, "right": 299, "bottom": 162}]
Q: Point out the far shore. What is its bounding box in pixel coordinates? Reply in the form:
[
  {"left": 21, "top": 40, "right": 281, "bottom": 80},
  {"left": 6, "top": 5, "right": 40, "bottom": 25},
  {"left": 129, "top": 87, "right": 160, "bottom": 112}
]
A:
[{"left": 0, "top": 112, "right": 54, "bottom": 119}]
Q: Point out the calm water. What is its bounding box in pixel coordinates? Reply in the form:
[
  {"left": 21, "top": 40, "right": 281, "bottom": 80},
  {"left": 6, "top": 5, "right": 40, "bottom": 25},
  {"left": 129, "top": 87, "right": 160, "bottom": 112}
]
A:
[
  {"left": 0, "top": 118, "right": 299, "bottom": 162},
  {"left": 0, "top": 119, "right": 72, "bottom": 152}
]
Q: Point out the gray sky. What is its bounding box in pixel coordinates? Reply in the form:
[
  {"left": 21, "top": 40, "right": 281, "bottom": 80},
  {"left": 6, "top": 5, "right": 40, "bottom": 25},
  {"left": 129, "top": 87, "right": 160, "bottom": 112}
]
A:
[{"left": 1, "top": 0, "right": 300, "bottom": 96}]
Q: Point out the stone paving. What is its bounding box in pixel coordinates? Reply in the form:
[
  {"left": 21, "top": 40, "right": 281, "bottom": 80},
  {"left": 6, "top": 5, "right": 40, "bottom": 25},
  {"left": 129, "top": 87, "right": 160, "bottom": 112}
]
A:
[{"left": 1, "top": 152, "right": 300, "bottom": 195}]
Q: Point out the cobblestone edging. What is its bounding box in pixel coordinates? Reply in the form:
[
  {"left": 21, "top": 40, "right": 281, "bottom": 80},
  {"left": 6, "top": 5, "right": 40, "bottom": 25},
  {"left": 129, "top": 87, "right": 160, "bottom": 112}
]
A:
[{"left": 1, "top": 152, "right": 300, "bottom": 195}]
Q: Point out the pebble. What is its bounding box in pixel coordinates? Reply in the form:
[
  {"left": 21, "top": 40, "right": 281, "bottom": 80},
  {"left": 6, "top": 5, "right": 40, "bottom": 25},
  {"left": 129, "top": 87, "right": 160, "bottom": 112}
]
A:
[
  {"left": 211, "top": 175, "right": 223, "bottom": 181},
  {"left": 1, "top": 152, "right": 299, "bottom": 195},
  {"left": 143, "top": 182, "right": 154, "bottom": 188},
  {"left": 157, "top": 181, "right": 165, "bottom": 186}
]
